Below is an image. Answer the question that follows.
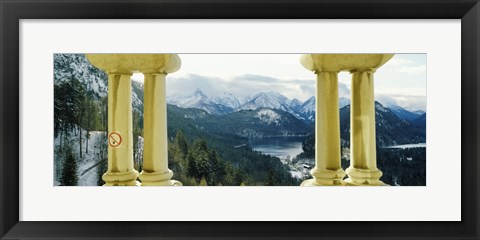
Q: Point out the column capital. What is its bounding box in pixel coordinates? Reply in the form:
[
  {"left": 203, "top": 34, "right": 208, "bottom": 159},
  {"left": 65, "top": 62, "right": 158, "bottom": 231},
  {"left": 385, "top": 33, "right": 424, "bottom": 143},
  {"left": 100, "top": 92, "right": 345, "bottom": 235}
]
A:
[
  {"left": 85, "top": 54, "right": 181, "bottom": 75},
  {"left": 300, "top": 54, "right": 394, "bottom": 73}
]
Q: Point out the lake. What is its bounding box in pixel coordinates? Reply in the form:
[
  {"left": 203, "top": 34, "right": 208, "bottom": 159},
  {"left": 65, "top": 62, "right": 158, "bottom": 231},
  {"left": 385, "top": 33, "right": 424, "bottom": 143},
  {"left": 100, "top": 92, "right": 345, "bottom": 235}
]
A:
[
  {"left": 384, "top": 143, "right": 426, "bottom": 149},
  {"left": 249, "top": 136, "right": 305, "bottom": 159}
]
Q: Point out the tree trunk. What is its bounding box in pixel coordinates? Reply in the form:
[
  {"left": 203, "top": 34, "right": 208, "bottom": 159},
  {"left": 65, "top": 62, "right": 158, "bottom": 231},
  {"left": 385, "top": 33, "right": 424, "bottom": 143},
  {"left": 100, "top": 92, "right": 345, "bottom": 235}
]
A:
[
  {"left": 59, "top": 129, "right": 63, "bottom": 150},
  {"left": 85, "top": 131, "right": 89, "bottom": 154},
  {"left": 79, "top": 128, "right": 82, "bottom": 158}
]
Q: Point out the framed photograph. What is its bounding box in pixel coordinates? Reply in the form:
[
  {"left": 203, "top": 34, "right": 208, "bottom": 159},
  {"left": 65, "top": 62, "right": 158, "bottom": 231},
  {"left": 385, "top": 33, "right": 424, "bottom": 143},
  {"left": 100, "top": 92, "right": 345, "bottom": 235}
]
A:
[{"left": 1, "top": 0, "right": 479, "bottom": 239}]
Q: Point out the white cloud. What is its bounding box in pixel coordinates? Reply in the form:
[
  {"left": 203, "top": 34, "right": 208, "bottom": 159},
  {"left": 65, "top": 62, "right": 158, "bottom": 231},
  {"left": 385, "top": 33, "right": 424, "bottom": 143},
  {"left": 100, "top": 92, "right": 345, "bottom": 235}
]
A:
[
  {"left": 384, "top": 57, "right": 414, "bottom": 66},
  {"left": 144, "top": 54, "right": 426, "bottom": 110},
  {"left": 131, "top": 73, "right": 144, "bottom": 83},
  {"left": 376, "top": 86, "right": 426, "bottom": 96},
  {"left": 167, "top": 73, "right": 316, "bottom": 101},
  {"left": 338, "top": 82, "right": 350, "bottom": 98},
  {"left": 375, "top": 94, "right": 426, "bottom": 111},
  {"left": 397, "top": 65, "right": 426, "bottom": 74},
  {"left": 382, "top": 55, "right": 426, "bottom": 75},
  {"left": 166, "top": 72, "right": 426, "bottom": 111}
]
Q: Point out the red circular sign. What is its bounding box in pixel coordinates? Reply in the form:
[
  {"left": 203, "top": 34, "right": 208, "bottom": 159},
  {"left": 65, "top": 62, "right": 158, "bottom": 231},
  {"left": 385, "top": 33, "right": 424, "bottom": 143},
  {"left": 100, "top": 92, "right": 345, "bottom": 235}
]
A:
[{"left": 108, "top": 132, "right": 122, "bottom": 147}]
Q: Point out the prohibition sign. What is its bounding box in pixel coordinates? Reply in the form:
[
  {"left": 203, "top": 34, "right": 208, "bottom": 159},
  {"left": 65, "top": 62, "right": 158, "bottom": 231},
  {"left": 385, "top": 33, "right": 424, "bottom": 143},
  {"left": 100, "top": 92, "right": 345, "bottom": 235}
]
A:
[{"left": 108, "top": 132, "right": 122, "bottom": 147}]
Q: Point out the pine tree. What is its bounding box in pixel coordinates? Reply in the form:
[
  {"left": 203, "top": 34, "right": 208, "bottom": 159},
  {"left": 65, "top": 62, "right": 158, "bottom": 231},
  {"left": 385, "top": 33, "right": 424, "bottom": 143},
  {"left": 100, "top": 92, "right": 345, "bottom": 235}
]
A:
[
  {"left": 264, "top": 170, "right": 279, "bottom": 186},
  {"left": 174, "top": 130, "right": 188, "bottom": 160},
  {"left": 186, "top": 139, "right": 211, "bottom": 182},
  {"left": 61, "top": 145, "right": 78, "bottom": 186},
  {"left": 76, "top": 88, "right": 87, "bottom": 158},
  {"left": 83, "top": 98, "right": 99, "bottom": 154},
  {"left": 96, "top": 132, "right": 108, "bottom": 186}
]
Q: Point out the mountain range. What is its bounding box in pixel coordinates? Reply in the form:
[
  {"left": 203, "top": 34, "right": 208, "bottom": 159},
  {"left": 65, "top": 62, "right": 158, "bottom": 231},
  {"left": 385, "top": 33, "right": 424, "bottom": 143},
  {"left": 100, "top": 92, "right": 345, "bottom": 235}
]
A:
[
  {"left": 168, "top": 105, "right": 313, "bottom": 139},
  {"left": 167, "top": 100, "right": 425, "bottom": 147},
  {"left": 166, "top": 88, "right": 426, "bottom": 146},
  {"left": 167, "top": 88, "right": 425, "bottom": 125},
  {"left": 339, "top": 102, "right": 426, "bottom": 147}
]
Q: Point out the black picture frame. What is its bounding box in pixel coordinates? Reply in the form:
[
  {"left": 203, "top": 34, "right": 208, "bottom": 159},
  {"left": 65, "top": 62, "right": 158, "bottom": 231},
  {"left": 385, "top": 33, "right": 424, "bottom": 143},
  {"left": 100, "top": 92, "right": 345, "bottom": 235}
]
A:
[{"left": 1, "top": 0, "right": 479, "bottom": 239}]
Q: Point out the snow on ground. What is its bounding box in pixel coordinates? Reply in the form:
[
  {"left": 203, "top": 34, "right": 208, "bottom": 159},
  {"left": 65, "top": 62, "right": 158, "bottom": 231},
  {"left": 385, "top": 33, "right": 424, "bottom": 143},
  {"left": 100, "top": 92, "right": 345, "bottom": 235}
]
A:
[
  {"left": 283, "top": 157, "right": 313, "bottom": 180},
  {"left": 290, "top": 170, "right": 304, "bottom": 179},
  {"left": 54, "top": 129, "right": 107, "bottom": 186},
  {"left": 256, "top": 109, "right": 281, "bottom": 125},
  {"left": 55, "top": 128, "right": 145, "bottom": 186}
]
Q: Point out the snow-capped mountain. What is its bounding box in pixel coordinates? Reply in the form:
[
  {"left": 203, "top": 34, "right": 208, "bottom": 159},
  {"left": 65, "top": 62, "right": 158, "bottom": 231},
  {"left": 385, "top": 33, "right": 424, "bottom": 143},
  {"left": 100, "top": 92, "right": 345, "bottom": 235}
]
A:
[
  {"left": 54, "top": 54, "right": 108, "bottom": 98},
  {"left": 167, "top": 88, "right": 426, "bottom": 126},
  {"left": 296, "top": 96, "right": 315, "bottom": 122},
  {"left": 54, "top": 54, "right": 144, "bottom": 112},
  {"left": 238, "top": 91, "right": 291, "bottom": 111},
  {"left": 167, "top": 89, "right": 359, "bottom": 123},
  {"left": 339, "top": 102, "right": 426, "bottom": 147},
  {"left": 236, "top": 91, "right": 307, "bottom": 119},
  {"left": 289, "top": 98, "right": 303, "bottom": 111},
  {"left": 167, "top": 88, "right": 235, "bottom": 115},
  {"left": 167, "top": 88, "right": 209, "bottom": 107},
  {"left": 388, "top": 105, "right": 423, "bottom": 122},
  {"left": 212, "top": 92, "right": 242, "bottom": 109}
]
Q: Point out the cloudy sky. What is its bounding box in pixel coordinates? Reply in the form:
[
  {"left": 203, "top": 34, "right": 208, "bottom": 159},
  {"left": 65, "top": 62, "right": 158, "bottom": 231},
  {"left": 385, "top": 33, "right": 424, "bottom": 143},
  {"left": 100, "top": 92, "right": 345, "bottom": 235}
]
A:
[{"left": 132, "top": 54, "right": 426, "bottom": 111}]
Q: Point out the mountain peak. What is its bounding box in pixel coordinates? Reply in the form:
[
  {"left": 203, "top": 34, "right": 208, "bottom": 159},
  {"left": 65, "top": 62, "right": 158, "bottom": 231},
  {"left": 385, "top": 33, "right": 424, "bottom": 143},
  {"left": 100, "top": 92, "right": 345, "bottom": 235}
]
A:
[
  {"left": 212, "top": 92, "right": 242, "bottom": 109},
  {"left": 239, "top": 91, "right": 292, "bottom": 113},
  {"left": 193, "top": 88, "right": 207, "bottom": 97}
]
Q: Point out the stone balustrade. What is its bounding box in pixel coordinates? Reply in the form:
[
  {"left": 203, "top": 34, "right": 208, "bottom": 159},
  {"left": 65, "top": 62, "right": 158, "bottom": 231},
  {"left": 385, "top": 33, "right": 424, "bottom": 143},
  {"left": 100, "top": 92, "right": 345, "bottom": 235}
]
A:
[
  {"left": 86, "top": 53, "right": 393, "bottom": 186},
  {"left": 300, "top": 54, "right": 394, "bottom": 186},
  {"left": 86, "top": 54, "right": 182, "bottom": 186}
]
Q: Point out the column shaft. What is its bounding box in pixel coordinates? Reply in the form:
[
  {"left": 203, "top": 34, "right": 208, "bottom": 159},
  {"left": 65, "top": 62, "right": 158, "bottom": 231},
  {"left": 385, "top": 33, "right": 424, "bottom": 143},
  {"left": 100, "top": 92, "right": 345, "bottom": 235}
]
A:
[
  {"left": 316, "top": 72, "right": 342, "bottom": 170},
  {"left": 301, "top": 72, "right": 345, "bottom": 186},
  {"left": 345, "top": 71, "right": 384, "bottom": 185},
  {"left": 139, "top": 73, "right": 181, "bottom": 186},
  {"left": 103, "top": 73, "right": 139, "bottom": 186}
]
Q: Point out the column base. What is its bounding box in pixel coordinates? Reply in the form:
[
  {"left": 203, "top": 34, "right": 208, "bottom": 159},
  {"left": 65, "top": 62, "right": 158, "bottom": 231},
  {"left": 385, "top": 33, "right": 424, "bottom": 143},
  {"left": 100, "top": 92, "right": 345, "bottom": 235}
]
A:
[
  {"left": 300, "top": 168, "right": 346, "bottom": 186},
  {"left": 345, "top": 167, "right": 388, "bottom": 186},
  {"left": 102, "top": 170, "right": 139, "bottom": 186},
  {"left": 139, "top": 170, "right": 182, "bottom": 186}
]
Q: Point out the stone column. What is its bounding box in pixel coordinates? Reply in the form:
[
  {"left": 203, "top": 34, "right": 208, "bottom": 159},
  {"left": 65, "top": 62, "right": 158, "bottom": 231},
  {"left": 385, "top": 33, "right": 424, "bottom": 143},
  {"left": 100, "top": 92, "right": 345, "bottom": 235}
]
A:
[
  {"left": 345, "top": 70, "right": 384, "bottom": 186},
  {"left": 138, "top": 54, "right": 182, "bottom": 186},
  {"left": 103, "top": 72, "right": 139, "bottom": 186},
  {"left": 86, "top": 54, "right": 183, "bottom": 186},
  {"left": 302, "top": 71, "right": 345, "bottom": 186},
  {"left": 299, "top": 54, "right": 394, "bottom": 187},
  {"left": 86, "top": 54, "right": 140, "bottom": 186},
  {"left": 300, "top": 55, "right": 345, "bottom": 186},
  {"left": 139, "top": 72, "right": 181, "bottom": 186}
]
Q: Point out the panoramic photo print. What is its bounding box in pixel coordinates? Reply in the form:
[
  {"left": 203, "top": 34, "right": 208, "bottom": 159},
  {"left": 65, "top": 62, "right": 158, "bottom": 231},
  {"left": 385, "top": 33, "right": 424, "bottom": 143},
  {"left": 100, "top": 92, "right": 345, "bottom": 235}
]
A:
[{"left": 53, "top": 53, "right": 426, "bottom": 186}]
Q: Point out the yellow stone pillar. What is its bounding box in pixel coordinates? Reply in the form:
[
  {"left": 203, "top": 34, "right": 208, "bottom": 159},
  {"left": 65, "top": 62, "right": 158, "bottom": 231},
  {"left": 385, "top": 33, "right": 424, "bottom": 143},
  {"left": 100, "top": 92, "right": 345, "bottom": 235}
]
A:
[
  {"left": 343, "top": 55, "right": 394, "bottom": 186},
  {"left": 299, "top": 54, "right": 394, "bottom": 187},
  {"left": 138, "top": 54, "right": 182, "bottom": 186},
  {"left": 104, "top": 73, "right": 139, "bottom": 185},
  {"left": 300, "top": 55, "right": 345, "bottom": 186},
  {"left": 303, "top": 72, "right": 346, "bottom": 186},
  {"left": 139, "top": 73, "right": 181, "bottom": 186},
  {"left": 86, "top": 54, "right": 182, "bottom": 186},
  {"left": 344, "top": 71, "right": 384, "bottom": 186},
  {"left": 86, "top": 54, "right": 140, "bottom": 186}
]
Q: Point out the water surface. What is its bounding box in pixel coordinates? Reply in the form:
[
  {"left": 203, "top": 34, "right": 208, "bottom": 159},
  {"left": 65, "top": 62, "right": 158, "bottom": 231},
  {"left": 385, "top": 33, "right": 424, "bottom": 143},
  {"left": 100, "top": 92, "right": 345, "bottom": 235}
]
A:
[
  {"left": 384, "top": 143, "right": 426, "bottom": 149},
  {"left": 249, "top": 136, "right": 305, "bottom": 159}
]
